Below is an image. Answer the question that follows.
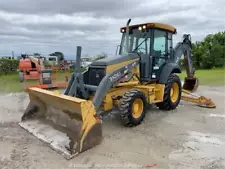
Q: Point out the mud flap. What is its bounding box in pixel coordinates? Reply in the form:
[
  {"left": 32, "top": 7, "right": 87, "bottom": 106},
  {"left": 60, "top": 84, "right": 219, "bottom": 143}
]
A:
[{"left": 19, "top": 87, "right": 102, "bottom": 159}]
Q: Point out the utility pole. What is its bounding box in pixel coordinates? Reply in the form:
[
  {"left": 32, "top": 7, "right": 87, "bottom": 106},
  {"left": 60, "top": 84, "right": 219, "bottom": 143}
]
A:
[{"left": 12, "top": 51, "right": 14, "bottom": 59}]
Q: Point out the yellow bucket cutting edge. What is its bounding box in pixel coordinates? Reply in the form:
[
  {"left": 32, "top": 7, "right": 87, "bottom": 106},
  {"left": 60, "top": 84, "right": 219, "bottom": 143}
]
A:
[{"left": 19, "top": 87, "right": 102, "bottom": 159}]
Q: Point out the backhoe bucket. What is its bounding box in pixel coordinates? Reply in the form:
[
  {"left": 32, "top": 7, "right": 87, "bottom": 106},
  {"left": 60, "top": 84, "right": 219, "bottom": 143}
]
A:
[
  {"left": 19, "top": 87, "right": 102, "bottom": 159},
  {"left": 182, "top": 77, "right": 199, "bottom": 93}
]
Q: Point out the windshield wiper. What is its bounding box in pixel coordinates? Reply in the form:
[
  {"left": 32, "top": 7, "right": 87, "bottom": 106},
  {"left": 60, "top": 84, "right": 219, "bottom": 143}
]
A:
[{"left": 132, "top": 32, "right": 148, "bottom": 53}]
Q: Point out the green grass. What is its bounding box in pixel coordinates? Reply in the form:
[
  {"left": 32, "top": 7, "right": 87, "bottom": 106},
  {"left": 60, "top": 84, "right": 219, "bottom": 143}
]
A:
[
  {"left": 0, "top": 68, "right": 224, "bottom": 93},
  {"left": 0, "top": 73, "right": 24, "bottom": 93},
  {"left": 178, "top": 68, "right": 225, "bottom": 86},
  {"left": 0, "top": 71, "right": 70, "bottom": 93}
]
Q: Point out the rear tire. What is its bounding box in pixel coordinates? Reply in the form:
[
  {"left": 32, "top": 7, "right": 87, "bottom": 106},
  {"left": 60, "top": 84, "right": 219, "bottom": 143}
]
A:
[
  {"left": 119, "top": 89, "right": 147, "bottom": 127},
  {"left": 156, "top": 73, "right": 182, "bottom": 110}
]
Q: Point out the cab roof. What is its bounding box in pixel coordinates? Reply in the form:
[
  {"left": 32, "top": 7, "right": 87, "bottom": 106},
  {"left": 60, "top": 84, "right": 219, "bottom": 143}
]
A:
[{"left": 120, "top": 22, "right": 177, "bottom": 34}]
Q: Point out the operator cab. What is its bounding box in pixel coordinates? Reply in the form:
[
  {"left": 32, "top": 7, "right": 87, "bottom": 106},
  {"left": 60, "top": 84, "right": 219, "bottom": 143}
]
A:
[{"left": 119, "top": 23, "right": 177, "bottom": 81}]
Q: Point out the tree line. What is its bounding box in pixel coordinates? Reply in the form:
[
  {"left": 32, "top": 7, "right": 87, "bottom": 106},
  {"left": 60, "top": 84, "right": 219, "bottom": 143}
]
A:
[
  {"left": 14, "top": 31, "right": 225, "bottom": 71},
  {"left": 191, "top": 31, "right": 225, "bottom": 69}
]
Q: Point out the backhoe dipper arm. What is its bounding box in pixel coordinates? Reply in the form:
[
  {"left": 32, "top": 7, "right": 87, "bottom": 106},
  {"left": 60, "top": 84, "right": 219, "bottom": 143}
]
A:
[
  {"left": 173, "top": 35, "right": 215, "bottom": 108},
  {"left": 173, "top": 34, "right": 199, "bottom": 92},
  {"left": 173, "top": 34, "right": 195, "bottom": 78}
]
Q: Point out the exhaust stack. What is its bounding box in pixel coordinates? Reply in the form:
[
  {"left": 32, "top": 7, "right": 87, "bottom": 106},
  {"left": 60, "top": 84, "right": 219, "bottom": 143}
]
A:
[{"left": 126, "top": 19, "right": 131, "bottom": 54}]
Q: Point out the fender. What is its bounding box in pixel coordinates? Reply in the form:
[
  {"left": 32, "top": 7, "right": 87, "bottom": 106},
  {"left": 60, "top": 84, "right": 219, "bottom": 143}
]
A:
[{"left": 159, "top": 62, "right": 181, "bottom": 84}]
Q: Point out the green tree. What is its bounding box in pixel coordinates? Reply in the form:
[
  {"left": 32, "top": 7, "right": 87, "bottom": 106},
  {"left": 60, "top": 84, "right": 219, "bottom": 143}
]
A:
[
  {"left": 192, "top": 31, "right": 225, "bottom": 69},
  {"left": 33, "top": 53, "right": 41, "bottom": 56},
  {"left": 49, "top": 52, "right": 64, "bottom": 61}
]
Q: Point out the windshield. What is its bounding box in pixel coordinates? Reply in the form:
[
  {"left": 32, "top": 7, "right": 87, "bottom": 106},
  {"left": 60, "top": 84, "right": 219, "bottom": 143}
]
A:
[{"left": 119, "top": 29, "right": 151, "bottom": 55}]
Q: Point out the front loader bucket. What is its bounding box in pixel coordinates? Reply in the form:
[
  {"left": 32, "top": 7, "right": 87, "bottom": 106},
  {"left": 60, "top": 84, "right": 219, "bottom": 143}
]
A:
[
  {"left": 19, "top": 87, "right": 102, "bottom": 159},
  {"left": 182, "top": 77, "right": 199, "bottom": 93}
]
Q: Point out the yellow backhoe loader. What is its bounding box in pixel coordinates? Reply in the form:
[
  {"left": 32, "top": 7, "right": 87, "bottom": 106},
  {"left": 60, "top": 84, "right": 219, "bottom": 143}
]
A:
[{"left": 19, "top": 19, "right": 216, "bottom": 159}]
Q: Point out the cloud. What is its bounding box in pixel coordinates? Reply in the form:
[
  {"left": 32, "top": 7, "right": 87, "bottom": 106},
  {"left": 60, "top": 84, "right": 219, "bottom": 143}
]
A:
[
  {"left": 0, "top": 0, "right": 140, "bottom": 15},
  {"left": 0, "top": 0, "right": 224, "bottom": 57}
]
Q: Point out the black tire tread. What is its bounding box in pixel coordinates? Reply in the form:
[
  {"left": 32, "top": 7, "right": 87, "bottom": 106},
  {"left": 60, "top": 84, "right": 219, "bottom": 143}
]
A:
[
  {"left": 119, "top": 89, "right": 146, "bottom": 127},
  {"left": 156, "top": 73, "right": 181, "bottom": 110}
]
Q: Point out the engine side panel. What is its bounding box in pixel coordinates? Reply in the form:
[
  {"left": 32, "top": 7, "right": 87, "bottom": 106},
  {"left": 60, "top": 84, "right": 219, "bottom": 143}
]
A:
[
  {"left": 91, "top": 53, "right": 139, "bottom": 66},
  {"left": 85, "top": 58, "right": 139, "bottom": 86},
  {"left": 106, "top": 58, "right": 139, "bottom": 73}
]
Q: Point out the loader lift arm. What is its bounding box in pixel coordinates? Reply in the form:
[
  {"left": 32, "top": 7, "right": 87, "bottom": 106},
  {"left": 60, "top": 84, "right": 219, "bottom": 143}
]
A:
[
  {"left": 173, "top": 34, "right": 216, "bottom": 108},
  {"left": 64, "top": 46, "right": 140, "bottom": 112}
]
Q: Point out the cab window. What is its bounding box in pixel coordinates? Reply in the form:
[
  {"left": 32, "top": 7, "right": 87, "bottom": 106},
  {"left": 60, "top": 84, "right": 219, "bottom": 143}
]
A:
[
  {"left": 153, "top": 30, "right": 166, "bottom": 56},
  {"left": 119, "top": 29, "right": 151, "bottom": 56},
  {"left": 153, "top": 30, "right": 167, "bottom": 68}
]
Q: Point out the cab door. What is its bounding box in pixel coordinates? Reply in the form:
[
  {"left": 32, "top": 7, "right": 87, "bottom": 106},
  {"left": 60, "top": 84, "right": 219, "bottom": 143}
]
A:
[
  {"left": 136, "top": 37, "right": 151, "bottom": 80},
  {"left": 151, "top": 29, "right": 168, "bottom": 80}
]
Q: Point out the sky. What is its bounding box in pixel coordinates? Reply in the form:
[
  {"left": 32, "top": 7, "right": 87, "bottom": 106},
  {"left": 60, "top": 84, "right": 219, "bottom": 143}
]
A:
[{"left": 0, "top": 0, "right": 224, "bottom": 59}]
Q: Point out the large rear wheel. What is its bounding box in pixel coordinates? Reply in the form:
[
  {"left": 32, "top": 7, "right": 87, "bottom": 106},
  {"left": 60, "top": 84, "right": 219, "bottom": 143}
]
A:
[
  {"left": 119, "top": 89, "right": 147, "bottom": 127},
  {"left": 156, "top": 73, "right": 182, "bottom": 110}
]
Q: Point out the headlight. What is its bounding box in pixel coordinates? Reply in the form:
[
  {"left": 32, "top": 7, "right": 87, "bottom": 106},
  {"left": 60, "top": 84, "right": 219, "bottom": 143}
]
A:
[
  {"left": 143, "top": 25, "right": 146, "bottom": 29},
  {"left": 138, "top": 26, "right": 142, "bottom": 31}
]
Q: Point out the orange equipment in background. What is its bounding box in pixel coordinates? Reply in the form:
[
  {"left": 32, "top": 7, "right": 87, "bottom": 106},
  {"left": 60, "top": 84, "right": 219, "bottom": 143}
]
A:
[
  {"left": 18, "top": 55, "right": 44, "bottom": 82},
  {"left": 18, "top": 55, "right": 69, "bottom": 90}
]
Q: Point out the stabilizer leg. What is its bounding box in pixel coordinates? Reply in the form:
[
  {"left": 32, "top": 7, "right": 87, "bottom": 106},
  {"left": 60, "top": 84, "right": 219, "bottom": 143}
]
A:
[{"left": 181, "top": 89, "right": 216, "bottom": 108}]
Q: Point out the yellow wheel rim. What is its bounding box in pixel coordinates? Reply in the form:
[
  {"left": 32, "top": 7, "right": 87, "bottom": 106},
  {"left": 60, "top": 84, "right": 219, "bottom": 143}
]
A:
[
  {"left": 170, "top": 82, "right": 179, "bottom": 103},
  {"left": 132, "top": 98, "right": 143, "bottom": 119}
]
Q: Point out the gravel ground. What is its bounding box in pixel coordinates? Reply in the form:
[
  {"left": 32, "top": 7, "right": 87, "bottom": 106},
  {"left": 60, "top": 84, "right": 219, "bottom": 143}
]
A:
[{"left": 0, "top": 85, "right": 225, "bottom": 169}]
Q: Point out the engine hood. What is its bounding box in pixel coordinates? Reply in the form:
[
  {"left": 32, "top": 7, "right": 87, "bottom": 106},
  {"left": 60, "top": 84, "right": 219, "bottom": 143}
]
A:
[{"left": 90, "top": 53, "right": 139, "bottom": 66}]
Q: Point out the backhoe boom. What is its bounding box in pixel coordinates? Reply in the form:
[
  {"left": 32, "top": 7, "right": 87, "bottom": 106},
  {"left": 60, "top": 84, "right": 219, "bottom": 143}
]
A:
[
  {"left": 173, "top": 34, "right": 199, "bottom": 92},
  {"left": 173, "top": 34, "right": 215, "bottom": 108}
]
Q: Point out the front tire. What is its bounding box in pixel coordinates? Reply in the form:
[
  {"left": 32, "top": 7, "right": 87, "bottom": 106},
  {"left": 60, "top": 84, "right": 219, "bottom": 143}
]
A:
[
  {"left": 156, "top": 73, "right": 182, "bottom": 110},
  {"left": 119, "top": 89, "right": 147, "bottom": 127}
]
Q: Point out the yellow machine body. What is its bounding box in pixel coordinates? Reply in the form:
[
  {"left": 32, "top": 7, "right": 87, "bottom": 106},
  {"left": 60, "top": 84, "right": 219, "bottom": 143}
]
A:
[{"left": 19, "top": 20, "right": 216, "bottom": 160}]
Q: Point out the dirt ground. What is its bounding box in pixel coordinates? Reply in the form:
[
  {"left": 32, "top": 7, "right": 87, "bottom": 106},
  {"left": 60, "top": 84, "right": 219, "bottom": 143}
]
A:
[{"left": 0, "top": 85, "right": 225, "bottom": 169}]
